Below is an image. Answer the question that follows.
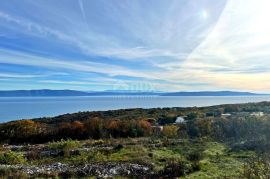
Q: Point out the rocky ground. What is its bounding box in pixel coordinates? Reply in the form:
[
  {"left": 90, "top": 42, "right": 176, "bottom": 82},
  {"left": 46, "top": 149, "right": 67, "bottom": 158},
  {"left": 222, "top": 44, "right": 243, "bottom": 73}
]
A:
[
  {"left": 0, "top": 162, "right": 150, "bottom": 178},
  {"left": 0, "top": 140, "right": 155, "bottom": 177}
]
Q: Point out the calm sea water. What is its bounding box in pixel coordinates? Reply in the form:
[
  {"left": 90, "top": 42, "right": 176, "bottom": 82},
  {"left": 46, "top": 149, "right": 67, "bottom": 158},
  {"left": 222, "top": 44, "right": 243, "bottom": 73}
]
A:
[{"left": 1, "top": 96, "right": 270, "bottom": 122}]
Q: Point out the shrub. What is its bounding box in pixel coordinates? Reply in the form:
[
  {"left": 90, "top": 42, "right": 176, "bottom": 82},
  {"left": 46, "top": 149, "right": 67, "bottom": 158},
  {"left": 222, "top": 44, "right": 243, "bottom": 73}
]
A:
[
  {"left": 148, "top": 152, "right": 153, "bottom": 158},
  {"left": 113, "top": 144, "right": 124, "bottom": 151},
  {"left": 87, "top": 151, "right": 106, "bottom": 162},
  {"left": 187, "top": 150, "right": 203, "bottom": 162},
  {"left": 242, "top": 154, "right": 270, "bottom": 179},
  {"left": 159, "top": 159, "right": 192, "bottom": 177},
  {"left": 48, "top": 139, "right": 81, "bottom": 157},
  {"left": 192, "top": 161, "right": 201, "bottom": 171},
  {"left": 0, "top": 168, "right": 28, "bottom": 178},
  {"left": 0, "top": 151, "right": 26, "bottom": 165},
  {"left": 92, "top": 139, "right": 104, "bottom": 146},
  {"left": 26, "top": 148, "right": 41, "bottom": 160},
  {"left": 162, "top": 125, "right": 178, "bottom": 138}
]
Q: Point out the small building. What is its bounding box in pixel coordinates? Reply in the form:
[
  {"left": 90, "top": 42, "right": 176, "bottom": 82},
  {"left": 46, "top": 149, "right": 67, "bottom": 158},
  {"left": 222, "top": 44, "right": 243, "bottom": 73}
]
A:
[
  {"left": 251, "top": 112, "right": 264, "bottom": 117},
  {"left": 221, "top": 113, "right": 231, "bottom": 117},
  {"left": 175, "top": 116, "right": 185, "bottom": 124}
]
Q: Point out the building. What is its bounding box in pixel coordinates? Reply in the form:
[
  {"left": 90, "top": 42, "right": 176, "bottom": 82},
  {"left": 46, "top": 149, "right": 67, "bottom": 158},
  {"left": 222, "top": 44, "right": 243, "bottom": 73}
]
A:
[
  {"left": 251, "top": 112, "right": 264, "bottom": 117},
  {"left": 175, "top": 116, "right": 185, "bottom": 124},
  {"left": 221, "top": 113, "right": 231, "bottom": 117}
]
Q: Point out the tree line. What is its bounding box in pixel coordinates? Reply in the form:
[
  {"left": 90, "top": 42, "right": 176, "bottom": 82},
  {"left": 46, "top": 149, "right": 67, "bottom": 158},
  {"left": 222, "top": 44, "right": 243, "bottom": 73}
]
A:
[
  {"left": 1, "top": 102, "right": 270, "bottom": 145},
  {"left": 0, "top": 118, "right": 152, "bottom": 144}
]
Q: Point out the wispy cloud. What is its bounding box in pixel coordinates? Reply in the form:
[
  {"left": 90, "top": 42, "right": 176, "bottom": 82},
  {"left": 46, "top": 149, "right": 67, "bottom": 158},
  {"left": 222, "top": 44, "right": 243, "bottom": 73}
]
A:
[
  {"left": 0, "top": 49, "right": 162, "bottom": 80},
  {"left": 0, "top": 73, "right": 43, "bottom": 78},
  {"left": 1, "top": 0, "right": 269, "bottom": 91},
  {"left": 179, "top": 0, "right": 270, "bottom": 91}
]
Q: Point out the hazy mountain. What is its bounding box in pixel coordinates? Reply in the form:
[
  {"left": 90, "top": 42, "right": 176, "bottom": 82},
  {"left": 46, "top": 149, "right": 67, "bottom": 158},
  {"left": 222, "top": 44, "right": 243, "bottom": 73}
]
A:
[
  {"left": 161, "top": 91, "right": 265, "bottom": 96},
  {"left": 0, "top": 90, "right": 90, "bottom": 97},
  {"left": 0, "top": 90, "right": 266, "bottom": 97}
]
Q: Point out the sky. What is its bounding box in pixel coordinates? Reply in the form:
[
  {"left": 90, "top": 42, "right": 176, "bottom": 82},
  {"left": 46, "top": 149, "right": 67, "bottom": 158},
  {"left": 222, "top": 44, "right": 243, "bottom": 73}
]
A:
[{"left": 0, "top": 0, "right": 270, "bottom": 92}]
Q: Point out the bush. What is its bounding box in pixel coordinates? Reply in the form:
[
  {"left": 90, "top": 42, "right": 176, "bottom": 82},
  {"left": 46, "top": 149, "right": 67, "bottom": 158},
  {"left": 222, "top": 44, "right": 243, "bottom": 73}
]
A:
[
  {"left": 92, "top": 139, "right": 104, "bottom": 146},
  {"left": 113, "top": 144, "right": 124, "bottom": 151},
  {"left": 162, "top": 125, "right": 178, "bottom": 138},
  {"left": 187, "top": 150, "right": 203, "bottom": 162},
  {"left": 0, "top": 168, "right": 28, "bottom": 178},
  {"left": 242, "top": 154, "right": 270, "bottom": 179},
  {"left": 0, "top": 151, "right": 26, "bottom": 165},
  {"left": 26, "top": 148, "right": 41, "bottom": 160},
  {"left": 192, "top": 161, "right": 201, "bottom": 171},
  {"left": 48, "top": 139, "right": 81, "bottom": 157},
  {"left": 87, "top": 151, "right": 106, "bottom": 162},
  {"left": 159, "top": 159, "right": 192, "bottom": 177}
]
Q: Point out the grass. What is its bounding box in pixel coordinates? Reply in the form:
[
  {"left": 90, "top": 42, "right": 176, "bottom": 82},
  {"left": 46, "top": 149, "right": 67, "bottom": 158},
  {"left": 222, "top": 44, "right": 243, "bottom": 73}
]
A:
[
  {"left": 0, "top": 151, "right": 26, "bottom": 165},
  {"left": 0, "top": 138, "right": 257, "bottom": 178},
  {"left": 183, "top": 142, "right": 254, "bottom": 179},
  {"left": 108, "top": 146, "right": 149, "bottom": 161}
]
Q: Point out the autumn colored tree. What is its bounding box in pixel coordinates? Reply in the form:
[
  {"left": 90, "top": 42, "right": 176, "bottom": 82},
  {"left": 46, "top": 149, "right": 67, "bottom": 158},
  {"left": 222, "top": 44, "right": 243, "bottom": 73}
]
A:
[
  {"left": 106, "top": 120, "right": 120, "bottom": 138},
  {"left": 71, "top": 121, "right": 86, "bottom": 139},
  {"left": 55, "top": 121, "right": 87, "bottom": 140},
  {"left": 84, "top": 117, "right": 106, "bottom": 139},
  {"left": 136, "top": 120, "right": 152, "bottom": 136},
  {"left": 162, "top": 125, "right": 178, "bottom": 138},
  {"left": 0, "top": 120, "right": 45, "bottom": 143}
]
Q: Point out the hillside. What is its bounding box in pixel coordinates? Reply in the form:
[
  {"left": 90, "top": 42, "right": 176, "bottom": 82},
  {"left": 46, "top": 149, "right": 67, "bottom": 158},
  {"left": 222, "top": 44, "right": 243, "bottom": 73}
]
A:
[{"left": 0, "top": 101, "right": 269, "bottom": 178}]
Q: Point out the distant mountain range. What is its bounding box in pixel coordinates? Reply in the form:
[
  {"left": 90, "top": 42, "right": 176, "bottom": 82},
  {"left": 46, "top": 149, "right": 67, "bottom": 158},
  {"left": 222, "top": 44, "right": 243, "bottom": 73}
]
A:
[
  {"left": 0, "top": 90, "right": 90, "bottom": 97},
  {"left": 160, "top": 91, "right": 265, "bottom": 96},
  {"left": 0, "top": 90, "right": 267, "bottom": 97}
]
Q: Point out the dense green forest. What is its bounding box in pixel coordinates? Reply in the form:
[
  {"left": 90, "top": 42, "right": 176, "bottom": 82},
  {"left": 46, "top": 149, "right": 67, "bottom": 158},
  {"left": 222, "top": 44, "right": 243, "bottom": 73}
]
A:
[{"left": 0, "top": 101, "right": 270, "bottom": 178}]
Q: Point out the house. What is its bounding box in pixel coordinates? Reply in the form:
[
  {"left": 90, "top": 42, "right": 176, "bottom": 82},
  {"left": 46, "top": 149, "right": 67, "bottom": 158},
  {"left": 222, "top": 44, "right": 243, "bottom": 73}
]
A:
[
  {"left": 221, "top": 113, "right": 231, "bottom": 117},
  {"left": 251, "top": 112, "right": 264, "bottom": 117},
  {"left": 175, "top": 116, "right": 185, "bottom": 124}
]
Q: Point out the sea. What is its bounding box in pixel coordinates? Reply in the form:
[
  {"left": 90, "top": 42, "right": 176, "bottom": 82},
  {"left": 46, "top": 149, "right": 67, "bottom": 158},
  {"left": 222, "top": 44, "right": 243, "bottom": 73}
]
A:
[{"left": 1, "top": 96, "right": 270, "bottom": 122}]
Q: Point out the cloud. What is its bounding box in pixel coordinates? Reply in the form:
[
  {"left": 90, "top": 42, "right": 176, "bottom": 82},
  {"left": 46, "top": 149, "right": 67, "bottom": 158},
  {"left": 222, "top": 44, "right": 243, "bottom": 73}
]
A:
[
  {"left": 2, "top": 0, "right": 270, "bottom": 91},
  {"left": 165, "top": 0, "right": 270, "bottom": 91},
  {"left": 0, "top": 49, "right": 163, "bottom": 80},
  {"left": 0, "top": 0, "right": 224, "bottom": 61},
  {"left": 0, "top": 73, "right": 43, "bottom": 78}
]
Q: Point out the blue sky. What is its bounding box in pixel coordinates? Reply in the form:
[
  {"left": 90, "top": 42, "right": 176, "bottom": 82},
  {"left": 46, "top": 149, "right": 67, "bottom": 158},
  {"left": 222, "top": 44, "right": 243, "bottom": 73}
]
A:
[{"left": 0, "top": 0, "right": 269, "bottom": 92}]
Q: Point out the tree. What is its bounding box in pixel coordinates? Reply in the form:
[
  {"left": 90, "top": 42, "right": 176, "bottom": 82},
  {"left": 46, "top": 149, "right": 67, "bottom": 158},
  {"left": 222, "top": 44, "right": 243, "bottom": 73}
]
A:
[
  {"left": 71, "top": 121, "right": 86, "bottom": 139},
  {"left": 107, "top": 120, "right": 120, "bottom": 138},
  {"left": 162, "top": 125, "right": 178, "bottom": 138},
  {"left": 0, "top": 120, "right": 44, "bottom": 143},
  {"left": 186, "top": 113, "right": 197, "bottom": 121},
  {"left": 84, "top": 117, "right": 105, "bottom": 139},
  {"left": 136, "top": 120, "right": 152, "bottom": 136}
]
